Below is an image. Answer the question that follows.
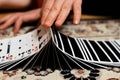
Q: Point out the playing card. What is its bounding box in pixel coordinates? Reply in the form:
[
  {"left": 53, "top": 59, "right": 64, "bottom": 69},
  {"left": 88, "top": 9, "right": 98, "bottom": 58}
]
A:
[{"left": 0, "top": 19, "right": 120, "bottom": 77}]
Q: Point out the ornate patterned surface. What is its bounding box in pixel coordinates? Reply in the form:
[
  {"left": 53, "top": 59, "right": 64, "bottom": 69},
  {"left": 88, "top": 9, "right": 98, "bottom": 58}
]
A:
[
  {"left": 0, "top": 19, "right": 120, "bottom": 80},
  {"left": 60, "top": 20, "right": 120, "bottom": 40}
]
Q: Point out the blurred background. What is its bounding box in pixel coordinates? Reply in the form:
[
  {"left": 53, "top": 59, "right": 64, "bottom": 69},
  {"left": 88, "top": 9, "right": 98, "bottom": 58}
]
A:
[
  {"left": 0, "top": 0, "right": 120, "bottom": 20},
  {"left": 82, "top": 0, "right": 120, "bottom": 19}
]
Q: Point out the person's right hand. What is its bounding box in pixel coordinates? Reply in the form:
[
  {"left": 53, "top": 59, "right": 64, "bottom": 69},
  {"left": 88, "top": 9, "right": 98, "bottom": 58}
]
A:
[
  {"left": 0, "top": 8, "right": 41, "bottom": 34},
  {"left": 40, "top": 0, "right": 82, "bottom": 28}
]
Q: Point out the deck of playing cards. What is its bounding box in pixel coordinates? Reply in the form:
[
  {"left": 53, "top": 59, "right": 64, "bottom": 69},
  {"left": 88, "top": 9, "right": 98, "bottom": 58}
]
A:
[{"left": 0, "top": 19, "right": 120, "bottom": 73}]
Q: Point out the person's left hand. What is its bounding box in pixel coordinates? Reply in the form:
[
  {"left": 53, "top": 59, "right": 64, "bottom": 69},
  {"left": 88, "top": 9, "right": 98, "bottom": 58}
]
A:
[
  {"left": 0, "top": 8, "right": 41, "bottom": 33},
  {"left": 41, "top": 0, "right": 82, "bottom": 28}
]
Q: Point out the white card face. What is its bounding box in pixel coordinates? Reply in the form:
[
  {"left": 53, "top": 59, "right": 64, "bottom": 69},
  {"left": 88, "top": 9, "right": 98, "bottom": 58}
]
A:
[
  {"left": 0, "top": 39, "right": 9, "bottom": 63},
  {"left": 0, "top": 26, "right": 52, "bottom": 65},
  {"left": 0, "top": 39, "right": 9, "bottom": 55},
  {"left": 8, "top": 32, "right": 30, "bottom": 60},
  {"left": 31, "top": 30, "right": 39, "bottom": 54}
]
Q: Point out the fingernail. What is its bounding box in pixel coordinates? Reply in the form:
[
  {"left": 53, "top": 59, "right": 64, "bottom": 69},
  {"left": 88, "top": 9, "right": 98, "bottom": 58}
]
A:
[
  {"left": 55, "top": 20, "right": 62, "bottom": 27},
  {"left": 44, "top": 21, "right": 51, "bottom": 27},
  {"left": 74, "top": 19, "right": 80, "bottom": 25}
]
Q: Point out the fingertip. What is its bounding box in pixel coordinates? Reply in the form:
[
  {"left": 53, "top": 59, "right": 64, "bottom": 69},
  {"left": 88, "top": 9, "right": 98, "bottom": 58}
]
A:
[
  {"left": 14, "top": 26, "right": 19, "bottom": 34},
  {"left": 43, "top": 21, "right": 51, "bottom": 27},
  {"left": 55, "top": 20, "right": 62, "bottom": 27},
  {"left": 73, "top": 19, "right": 80, "bottom": 25},
  {"left": 14, "top": 30, "right": 18, "bottom": 34}
]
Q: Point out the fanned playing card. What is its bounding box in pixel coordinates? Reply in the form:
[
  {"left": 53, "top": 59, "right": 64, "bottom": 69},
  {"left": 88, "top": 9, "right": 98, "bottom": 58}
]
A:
[
  {"left": 0, "top": 20, "right": 120, "bottom": 73},
  {"left": 52, "top": 27, "right": 120, "bottom": 65}
]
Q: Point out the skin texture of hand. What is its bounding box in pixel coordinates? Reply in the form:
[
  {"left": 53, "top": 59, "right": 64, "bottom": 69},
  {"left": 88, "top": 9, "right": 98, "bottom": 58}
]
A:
[
  {"left": 0, "top": 8, "right": 41, "bottom": 33},
  {"left": 0, "top": 0, "right": 31, "bottom": 9},
  {"left": 41, "top": 0, "right": 82, "bottom": 27}
]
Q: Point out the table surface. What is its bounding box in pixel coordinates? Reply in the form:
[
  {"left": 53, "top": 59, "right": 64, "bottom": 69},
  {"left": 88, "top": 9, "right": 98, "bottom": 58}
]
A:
[{"left": 0, "top": 12, "right": 120, "bottom": 80}]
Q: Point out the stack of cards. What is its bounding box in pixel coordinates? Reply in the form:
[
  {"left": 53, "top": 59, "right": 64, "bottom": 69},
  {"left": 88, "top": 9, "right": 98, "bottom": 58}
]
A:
[{"left": 0, "top": 20, "right": 120, "bottom": 72}]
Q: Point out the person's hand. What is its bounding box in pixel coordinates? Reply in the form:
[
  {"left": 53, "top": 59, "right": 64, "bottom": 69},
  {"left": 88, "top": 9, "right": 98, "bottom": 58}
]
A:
[
  {"left": 41, "top": 0, "right": 82, "bottom": 27},
  {"left": 0, "top": 0, "right": 31, "bottom": 10},
  {"left": 0, "top": 8, "right": 41, "bottom": 33}
]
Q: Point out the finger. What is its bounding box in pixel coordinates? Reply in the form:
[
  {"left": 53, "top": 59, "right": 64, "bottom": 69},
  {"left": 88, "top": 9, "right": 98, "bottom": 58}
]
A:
[
  {"left": 55, "top": 0, "right": 74, "bottom": 27},
  {"left": 0, "top": 16, "right": 17, "bottom": 30},
  {"left": 41, "top": 0, "right": 54, "bottom": 25},
  {"left": 14, "top": 17, "right": 23, "bottom": 33},
  {"left": 43, "top": 0, "right": 64, "bottom": 27},
  {"left": 73, "top": 0, "right": 82, "bottom": 24},
  {"left": 0, "top": 14, "right": 13, "bottom": 23},
  {"left": 23, "top": 13, "right": 40, "bottom": 22}
]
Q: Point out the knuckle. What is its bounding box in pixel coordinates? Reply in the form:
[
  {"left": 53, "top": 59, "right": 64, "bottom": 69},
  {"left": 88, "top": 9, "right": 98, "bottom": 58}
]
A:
[
  {"left": 44, "top": 7, "right": 51, "bottom": 12},
  {"left": 62, "top": 6, "right": 68, "bottom": 10},
  {"left": 52, "top": 6, "right": 59, "bottom": 11}
]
